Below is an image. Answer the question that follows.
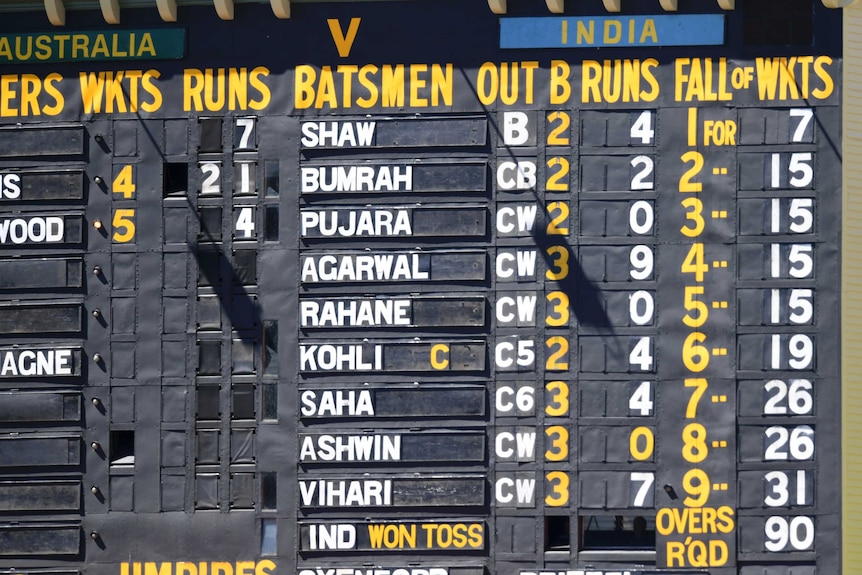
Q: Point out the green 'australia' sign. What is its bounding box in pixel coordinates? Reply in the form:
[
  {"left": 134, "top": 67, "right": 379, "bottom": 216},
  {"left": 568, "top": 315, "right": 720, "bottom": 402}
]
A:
[{"left": 0, "top": 29, "right": 186, "bottom": 63}]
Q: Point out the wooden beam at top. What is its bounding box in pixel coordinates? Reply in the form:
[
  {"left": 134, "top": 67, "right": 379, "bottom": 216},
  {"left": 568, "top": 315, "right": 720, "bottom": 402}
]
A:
[
  {"left": 99, "top": 0, "right": 119, "bottom": 23},
  {"left": 44, "top": 0, "right": 65, "bottom": 25},
  {"left": 157, "top": 0, "right": 177, "bottom": 21},
  {"left": 270, "top": 0, "right": 289, "bottom": 18},
  {"left": 546, "top": 0, "right": 564, "bottom": 13},
  {"left": 822, "top": 0, "right": 860, "bottom": 7},
  {"left": 214, "top": 0, "right": 233, "bottom": 19},
  {"left": 488, "top": 0, "right": 505, "bottom": 14},
  {"left": 660, "top": 0, "right": 678, "bottom": 10},
  {"left": 602, "top": 0, "right": 621, "bottom": 12}
]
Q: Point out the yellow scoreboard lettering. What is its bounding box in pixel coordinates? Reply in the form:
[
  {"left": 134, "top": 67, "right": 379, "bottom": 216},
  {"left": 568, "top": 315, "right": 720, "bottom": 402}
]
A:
[
  {"left": 365, "top": 523, "right": 483, "bottom": 549},
  {"left": 0, "top": 72, "right": 64, "bottom": 116},
  {"left": 182, "top": 66, "right": 270, "bottom": 112},
  {"left": 581, "top": 58, "right": 660, "bottom": 103},
  {"left": 120, "top": 563, "right": 276, "bottom": 575},
  {"left": 78, "top": 69, "right": 162, "bottom": 113},
  {"left": 294, "top": 63, "right": 453, "bottom": 109}
]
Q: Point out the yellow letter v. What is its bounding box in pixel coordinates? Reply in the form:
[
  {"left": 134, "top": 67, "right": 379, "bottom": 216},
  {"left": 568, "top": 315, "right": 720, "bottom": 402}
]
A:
[{"left": 327, "top": 18, "right": 361, "bottom": 58}]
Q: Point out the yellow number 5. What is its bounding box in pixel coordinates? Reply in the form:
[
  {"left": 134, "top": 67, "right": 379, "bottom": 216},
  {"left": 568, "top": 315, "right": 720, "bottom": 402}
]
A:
[{"left": 112, "top": 209, "right": 136, "bottom": 243}]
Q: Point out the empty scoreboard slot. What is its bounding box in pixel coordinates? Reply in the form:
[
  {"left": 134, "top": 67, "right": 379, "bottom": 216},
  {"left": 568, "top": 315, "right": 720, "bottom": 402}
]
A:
[
  {"left": 261, "top": 319, "right": 279, "bottom": 376},
  {"left": 109, "top": 430, "right": 135, "bottom": 466},
  {"left": 0, "top": 523, "right": 81, "bottom": 556},
  {"left": 261, "top": 383, "right": 277, "bottom": 421},
  {"left": 545, "top": 516, "right": 570, "bottom": 551},
  {"left": 264, "top": 161, "right": 279, "bottom": 196},
  {"left": 264, "top": 206, "right": 279, "bottom": 241},
  {"left": 0, "top": 391, "right": 80, "bottom": 423},
  {"left": 580, "top": 515, "right": 656, "bottom": 550},
  {"left": 261, "top": 473, "right": 277, "bottom": 510},
  {"left": 198, "top": 118, "right": 223, "bottom": 153},
  {"left": 0, "top": 480, "right": 81, "bottom": 512},
  {"left": 197, "top": 340, "right": 222, "bottom": 376},
  {"left": 0, "top": 257, "right": 82, "bottom": 290},
  {"left": 0, "top": 435, "right": 81, "bottom": 467},
  {"left": 0, "top": 126, "right": 85, "bottom": 158},
  {"left": 0, "top": 302, "right": 82, "bottom": 334}
]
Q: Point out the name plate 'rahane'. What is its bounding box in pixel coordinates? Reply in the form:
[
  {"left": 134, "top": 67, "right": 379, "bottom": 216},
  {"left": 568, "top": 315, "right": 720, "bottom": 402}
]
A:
[
  {"left": 300, "top": 296, "right": 486, "bottom": 328},
  {"left": 300, "top": 298, "right": 412, "bottom": 327}
]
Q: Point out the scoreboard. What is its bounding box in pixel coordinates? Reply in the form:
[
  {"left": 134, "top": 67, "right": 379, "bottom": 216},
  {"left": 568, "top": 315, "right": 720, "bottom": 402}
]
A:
[{"left": 0, "top": 1, "right": 845, "bottom": 575}]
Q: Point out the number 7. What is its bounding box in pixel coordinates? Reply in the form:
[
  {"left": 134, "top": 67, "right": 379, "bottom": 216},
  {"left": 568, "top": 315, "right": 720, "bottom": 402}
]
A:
[
  {"left": 684, "top": 377, "right": 708, "bottom": 418},
  {"left": 630, "top": 472, "right": 654, "bottom": 507},
  {"left": 236, "top": 117, "right": 255, "bottom": 149},
  {"left": 789, "top": 108, "right": 813, "bottom": 143}
]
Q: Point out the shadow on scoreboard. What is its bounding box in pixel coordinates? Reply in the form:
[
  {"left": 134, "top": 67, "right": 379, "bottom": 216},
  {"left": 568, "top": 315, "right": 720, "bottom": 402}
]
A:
[
  {"left": 534, "top": 228, "right": 613, "bottom": 331},
  {"left": 192, "top": 235, "right": 262, "bottom": 345},
  {"left": 126, "top": 114, "right": 263, "bottom": 344},
  {"left": 191, "top": 245, "right": 262, "bottom": 344},
  {"left": 480, "top": 108, "right": 613, "bottom": 333}
]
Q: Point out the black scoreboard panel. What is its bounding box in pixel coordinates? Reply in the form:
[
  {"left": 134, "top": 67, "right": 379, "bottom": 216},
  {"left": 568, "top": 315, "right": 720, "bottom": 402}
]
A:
[{"left": 0, "top": 1, "right": 843, "bottom": 575}]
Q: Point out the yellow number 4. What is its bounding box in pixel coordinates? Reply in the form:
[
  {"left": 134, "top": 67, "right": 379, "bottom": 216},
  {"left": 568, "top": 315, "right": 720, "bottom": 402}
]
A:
[{"left": 112, "top": 165, "right": 136, "bottom": 198}]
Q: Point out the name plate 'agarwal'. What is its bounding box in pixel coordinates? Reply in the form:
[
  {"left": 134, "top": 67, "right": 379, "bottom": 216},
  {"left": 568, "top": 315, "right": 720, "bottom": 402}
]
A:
[{"left": 300, "top": 251, "right": 486, "bottom": 283}]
